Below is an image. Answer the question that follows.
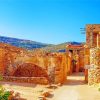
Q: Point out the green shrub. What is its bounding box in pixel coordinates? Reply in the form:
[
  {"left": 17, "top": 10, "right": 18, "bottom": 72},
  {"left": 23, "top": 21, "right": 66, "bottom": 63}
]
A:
[
  {"left": 0, "top": 86, "right": 10, "bottom": 100},
  {"left": 98, "top": 87, "right": 100, "bottom": 91}
]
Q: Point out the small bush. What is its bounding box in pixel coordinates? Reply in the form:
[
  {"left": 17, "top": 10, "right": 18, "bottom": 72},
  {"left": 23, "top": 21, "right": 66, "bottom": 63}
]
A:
[
  {"left": 0, "top": 86, "right": 10, "bottom": 100},
  {"left": 98, "top": 87, "right": 100, "bottom": 91}
]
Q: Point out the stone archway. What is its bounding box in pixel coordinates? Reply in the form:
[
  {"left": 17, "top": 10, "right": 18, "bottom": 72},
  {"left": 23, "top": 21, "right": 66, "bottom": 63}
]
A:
[{"left": 13, "top": 63, "right": 49, "bottom": 79}]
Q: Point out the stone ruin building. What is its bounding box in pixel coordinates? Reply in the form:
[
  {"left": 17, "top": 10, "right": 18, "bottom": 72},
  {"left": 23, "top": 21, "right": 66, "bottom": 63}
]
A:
[
  {"left": 85, "top": 24, "right": 100, "bottom": 85},
  {"left": 66, "top": 24, "right": 100, "bottom": 85},
  {"left": 0, "top": 24, "right": 100, "bottom": 86}
]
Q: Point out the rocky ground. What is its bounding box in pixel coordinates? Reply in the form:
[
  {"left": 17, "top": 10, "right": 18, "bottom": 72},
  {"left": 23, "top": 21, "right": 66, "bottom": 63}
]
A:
[{"left": 0, "top": 72, "right": 100, "bottom": 100}]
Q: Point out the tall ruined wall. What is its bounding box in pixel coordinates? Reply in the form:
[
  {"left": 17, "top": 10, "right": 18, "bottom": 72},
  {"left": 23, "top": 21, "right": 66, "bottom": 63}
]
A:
[
  {"left": 86, "top": 24, "right": 100, "bottom": 85},
  {"left": 54, "top": 55, "right": 67, "bottom": 84},
  {"left": 88, "top": 48, "right": 100, "bottom": 85},
  {"left": 0, "top": 43, "right": 24, "bottom": 76},
  {"left": 86, "top": 24, "right": 100, "bottom": 48},
  {"left": 0, "top": 48, "right": 17, "bottom": 75}
]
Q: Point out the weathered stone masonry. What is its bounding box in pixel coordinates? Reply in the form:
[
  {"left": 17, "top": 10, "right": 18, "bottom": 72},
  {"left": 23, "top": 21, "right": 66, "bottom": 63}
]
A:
[
  {"left": 86, "top": 24, "right": 100, "bottom": 85},
  {"left": 0, "top": 44, "right": 67, "bottom": 84}
]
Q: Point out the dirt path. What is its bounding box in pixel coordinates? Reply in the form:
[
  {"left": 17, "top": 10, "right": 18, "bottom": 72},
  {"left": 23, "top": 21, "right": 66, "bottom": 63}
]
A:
[
  {"left": 52, "top": 72, "right": 100, "bottom": 100},
  {"left": 0, "top": 72, "right": 100, "bottom": 100}
]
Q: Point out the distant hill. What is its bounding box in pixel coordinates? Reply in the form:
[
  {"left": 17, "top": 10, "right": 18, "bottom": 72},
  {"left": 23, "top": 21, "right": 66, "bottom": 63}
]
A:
[
  {"left": 40, "top": 42, "right": 84, "bottom": 52},
  {"left": 0, "top": 36, "right": 51, "bottom": 49}
]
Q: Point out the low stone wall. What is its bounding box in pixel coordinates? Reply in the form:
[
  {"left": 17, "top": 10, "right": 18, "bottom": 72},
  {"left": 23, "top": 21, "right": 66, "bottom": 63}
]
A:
[
  {"left": 2, "top": 76, "right": 49, "bottom": 85},
  {"left": 88, "top": 48, "right": 100, "bottom": 85}
]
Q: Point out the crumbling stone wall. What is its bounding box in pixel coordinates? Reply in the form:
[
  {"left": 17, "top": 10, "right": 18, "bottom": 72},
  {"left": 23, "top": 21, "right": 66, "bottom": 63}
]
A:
[
  {"left": 0, "top": 44, "right": 67, "bottom": 84},
  {"left": 52, "top": 55, "right": 67, "bottom": 84},
  {"left": 88, "top": 48, "right": 100, "bottom": 85},
  {"left": 25, "top": 53, "right": 67, "bottom": 84},
  {"left": 86, "top": 24, "right": 100, "bottom": 85}
]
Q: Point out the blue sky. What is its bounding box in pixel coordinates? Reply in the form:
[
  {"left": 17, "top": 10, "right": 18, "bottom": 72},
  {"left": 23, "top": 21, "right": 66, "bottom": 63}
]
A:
[{"left": 0, "top": 0, "right": 100, "bottom": 44}]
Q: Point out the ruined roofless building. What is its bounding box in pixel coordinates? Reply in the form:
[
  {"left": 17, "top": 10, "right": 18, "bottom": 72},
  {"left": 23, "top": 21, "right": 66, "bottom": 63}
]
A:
[
  {"left": 86, "top": 24, "right": 100, "bottom": 85},
  {"left": 66, "top": 43, "right": 85, "bottom": 75}
]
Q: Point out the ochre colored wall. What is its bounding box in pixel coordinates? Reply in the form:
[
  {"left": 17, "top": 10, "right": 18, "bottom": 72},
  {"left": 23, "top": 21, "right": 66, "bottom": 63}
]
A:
[
  {"left": 0, "top": 45, "right": 67, "bottom": 84},
  {"left": 0, "top": 48, "right": 6, "bottom": 75},
  {"left": 86, "top": 24, "right": 100, "bottom": 48}
]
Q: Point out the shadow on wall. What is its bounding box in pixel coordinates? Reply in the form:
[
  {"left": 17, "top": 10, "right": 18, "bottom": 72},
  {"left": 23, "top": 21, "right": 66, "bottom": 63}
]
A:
[{"left": 12, "top": 63, "right": 49, "bottom": 79}]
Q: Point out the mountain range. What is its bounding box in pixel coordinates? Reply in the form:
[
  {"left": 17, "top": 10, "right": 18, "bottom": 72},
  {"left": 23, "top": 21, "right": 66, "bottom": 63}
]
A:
[{"left": 0, "top": 36, "right": 83, "bottom": 52}]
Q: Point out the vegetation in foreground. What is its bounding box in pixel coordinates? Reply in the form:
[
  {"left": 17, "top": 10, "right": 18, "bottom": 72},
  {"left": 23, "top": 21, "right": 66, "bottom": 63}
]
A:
[{"left": 0, "top": 86, "right": 10, "bottom": 100}]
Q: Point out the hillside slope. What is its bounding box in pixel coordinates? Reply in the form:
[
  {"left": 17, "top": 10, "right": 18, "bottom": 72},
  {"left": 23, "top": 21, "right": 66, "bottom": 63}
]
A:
[
  {"left": 40, "top": 42, "right": 84, "bottom": 52},
  {"left": 0, "top": 36, "right": 51, "bottom": 49}
]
